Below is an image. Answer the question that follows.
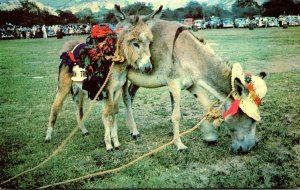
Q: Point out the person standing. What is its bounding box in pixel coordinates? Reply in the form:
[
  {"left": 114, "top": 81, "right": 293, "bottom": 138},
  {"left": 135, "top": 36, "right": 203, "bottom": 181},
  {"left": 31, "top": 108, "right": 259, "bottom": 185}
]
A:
[{"left": 42, "top": 24, "right": 47, "bottom": 38}]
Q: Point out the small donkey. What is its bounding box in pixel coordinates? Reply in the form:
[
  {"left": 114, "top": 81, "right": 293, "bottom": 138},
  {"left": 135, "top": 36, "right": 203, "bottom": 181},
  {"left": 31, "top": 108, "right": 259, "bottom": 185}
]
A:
[{"left": 45, "top": 5, "right": 163, "bottom": 151}]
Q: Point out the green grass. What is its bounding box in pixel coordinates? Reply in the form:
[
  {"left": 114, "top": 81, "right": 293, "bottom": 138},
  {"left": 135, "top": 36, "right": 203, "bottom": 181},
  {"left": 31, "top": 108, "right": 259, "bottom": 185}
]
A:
[{"left": 1, "top": 27, "right": 300, "bottom": 188}]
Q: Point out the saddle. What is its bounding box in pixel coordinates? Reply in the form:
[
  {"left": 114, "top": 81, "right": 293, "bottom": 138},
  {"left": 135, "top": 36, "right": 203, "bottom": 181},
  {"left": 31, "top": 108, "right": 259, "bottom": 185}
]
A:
[{"left": 59, "top": 25, "right": 117, "bottom": 100}]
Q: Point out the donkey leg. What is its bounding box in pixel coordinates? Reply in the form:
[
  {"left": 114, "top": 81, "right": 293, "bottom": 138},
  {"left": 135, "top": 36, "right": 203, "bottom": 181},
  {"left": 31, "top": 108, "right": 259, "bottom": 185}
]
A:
[
  {"left": 188, "top": 85, "right": 218, "bottom": 143},
  {"left": 72, "top": 85, "right": 88, "bottom": 135},
  {"left": 169, "top": 81, "right": 187, "bottom": 150},
  {"left": 102, "top": 91, "right": 115, "bottom": 151},
  {"left": 123, "top": 81, "right": 140, "bottom": 140},
  {"left": 128, "top": 83, "right": 140, "bottom": 103},
  {"left": 110, "top": 89, "right": 122, "bottom": 149},
  {"left": 45, "top": 65, "right": 72, "bottom": 142}
]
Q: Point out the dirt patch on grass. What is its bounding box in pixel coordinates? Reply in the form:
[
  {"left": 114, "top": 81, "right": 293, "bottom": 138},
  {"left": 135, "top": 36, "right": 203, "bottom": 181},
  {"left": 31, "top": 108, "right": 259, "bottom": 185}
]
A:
[{"left": 265, "top": 56, "right": 300, "bottom": 73}]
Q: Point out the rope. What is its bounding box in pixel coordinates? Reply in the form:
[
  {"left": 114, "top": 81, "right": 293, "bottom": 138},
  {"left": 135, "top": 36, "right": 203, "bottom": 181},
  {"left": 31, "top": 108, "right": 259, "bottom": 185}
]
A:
[
  {"left": 38, "top": 91, "right": 234, "bottom": 189},
  {"left": 1, "top": 60, "right": 117, "bottom": 186}
]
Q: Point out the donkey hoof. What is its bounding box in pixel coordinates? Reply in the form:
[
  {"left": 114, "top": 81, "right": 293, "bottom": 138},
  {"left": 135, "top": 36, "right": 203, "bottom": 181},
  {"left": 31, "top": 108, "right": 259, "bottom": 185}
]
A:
[
  {"left": 132, "top": 134, "right": 141, "bottom": 141},
  {"left": 44, "top": 139, "right": 51, "bottom": 143},
  {"left": 114, "top": 146, "right": 121, "bottom": 151},
  {"left": 106, "top": 149, "right": 114, "bottom": 154},
  {"left": 204, "top": 139, "right": 218, "bottom": 145},
  {"left": 82, "top": 132, "right": 90, "bottom": 136}
]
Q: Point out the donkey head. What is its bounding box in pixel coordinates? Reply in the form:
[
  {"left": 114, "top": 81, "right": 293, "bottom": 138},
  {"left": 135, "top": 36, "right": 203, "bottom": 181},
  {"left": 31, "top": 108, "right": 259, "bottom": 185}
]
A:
[
  {"left": 224, "top": 65, "right": 267, "bottom": 153},
  {"left": 114, "top": 5, "right": 163, "bottom": 73}
]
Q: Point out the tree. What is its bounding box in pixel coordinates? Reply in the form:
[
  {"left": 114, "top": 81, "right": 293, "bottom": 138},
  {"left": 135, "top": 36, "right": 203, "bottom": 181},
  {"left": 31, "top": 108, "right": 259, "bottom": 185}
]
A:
[
  {"left": 57, "top": 10, "right": 78, "bottom": 24},
  {"left": 122, "top": 2, "right": 153, "bottom": 16},
  {"left": 75, "top": 8, "right": 93, "bottom": 23},
  {"left": 232, "top": 0, "right": 261, "bottom": 17},
  {"left": 262, "top": 0, "right": 300, "bottom": 16},
  {"left": 184, "top": 1, "right": 203, "bottom": 18}
]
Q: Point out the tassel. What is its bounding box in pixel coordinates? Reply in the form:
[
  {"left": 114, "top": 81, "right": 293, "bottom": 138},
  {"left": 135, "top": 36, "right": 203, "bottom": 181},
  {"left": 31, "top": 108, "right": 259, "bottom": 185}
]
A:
[{"left": 223, "top": 99, "right": 240, "bottom": 118}]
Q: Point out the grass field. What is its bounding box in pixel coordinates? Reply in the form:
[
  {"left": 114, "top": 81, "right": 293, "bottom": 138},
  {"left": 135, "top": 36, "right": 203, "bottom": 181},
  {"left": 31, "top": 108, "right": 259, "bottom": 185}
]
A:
[{"left": 1, "top": 27, "right": 300, "bottom": 188}]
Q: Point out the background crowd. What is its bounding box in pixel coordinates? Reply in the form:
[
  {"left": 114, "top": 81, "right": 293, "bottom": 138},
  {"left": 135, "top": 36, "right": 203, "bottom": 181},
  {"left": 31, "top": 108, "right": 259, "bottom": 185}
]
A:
[{"left": 0, "top": 23, "right": 91, "bottom": 39}]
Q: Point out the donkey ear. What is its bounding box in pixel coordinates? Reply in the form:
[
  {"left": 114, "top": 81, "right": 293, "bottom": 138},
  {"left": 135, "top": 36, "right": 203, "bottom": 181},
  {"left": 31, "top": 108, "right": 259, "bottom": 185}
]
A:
[
  {"left": 258, "top": 71, "right": 267, "bottom": 79},
  {"left": 234, "top": 78, "right": 248, "bottom": 98},
  {"left": 142, "top": 5, "right": 163, "bottom": 24},
  {"left": 114, "top": 4, "right": 127, "bottom": 22}
]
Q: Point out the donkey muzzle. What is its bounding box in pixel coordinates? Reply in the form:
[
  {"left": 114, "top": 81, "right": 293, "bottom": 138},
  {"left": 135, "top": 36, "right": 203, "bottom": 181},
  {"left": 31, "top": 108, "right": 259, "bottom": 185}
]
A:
[{"left": 138, "top": 59, "right": 152, "bottom": 74}]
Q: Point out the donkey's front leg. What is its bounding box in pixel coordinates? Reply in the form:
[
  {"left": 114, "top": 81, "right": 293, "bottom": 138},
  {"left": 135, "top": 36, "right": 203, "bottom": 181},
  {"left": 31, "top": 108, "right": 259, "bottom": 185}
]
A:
[
  {"left": 110, "top": 89, "right": 122, "bottom": 149},
  {"left": 123, "top": 81, "right": 140, "bottom": 140},
  {"left": 102, "top": 94, "right": 114, "bottom": 152},
  {"left": 169, "top": 80, "right": 187, "bottom": 150},
  {"left": 188, "top": 85, "right": 218, "bottom": 143}
]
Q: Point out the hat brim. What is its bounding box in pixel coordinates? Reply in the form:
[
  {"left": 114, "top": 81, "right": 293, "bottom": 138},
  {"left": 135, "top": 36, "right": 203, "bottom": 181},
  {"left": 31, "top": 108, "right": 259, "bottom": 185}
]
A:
[{"left": 231, "top": 63, "right": 261, "bottom": 121}]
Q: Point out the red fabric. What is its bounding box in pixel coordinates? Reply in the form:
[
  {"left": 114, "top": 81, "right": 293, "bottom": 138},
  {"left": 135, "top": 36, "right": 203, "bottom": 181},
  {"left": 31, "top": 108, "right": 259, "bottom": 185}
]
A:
[
  {"left": 223, "top": 99, "right": 241, "bottom": 118},
  {"left": 91, "top": 25, "right": 113, "bottom": 39},
  {"left": 67, "top": 52, "right": 77, "bottom": 62}
]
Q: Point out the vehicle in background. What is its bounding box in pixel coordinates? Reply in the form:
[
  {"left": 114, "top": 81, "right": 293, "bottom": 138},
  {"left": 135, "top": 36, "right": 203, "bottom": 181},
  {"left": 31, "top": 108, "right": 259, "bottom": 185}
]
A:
[
  {"left": 207, "top": 16, "right": 221, "bottom": 29},
  {"left": 194, "top": 19, "right": 206, "bottom": 29},
  {"left": 0, "top": 27, "right": 14, "bottom": 39},
  {"left": 234, "top": 18, "right": 247, "bottom": 28},
  {"left": 183, "top": 18, "right": 195, "bottom": 29},
  {"left": 266, "top": 17, "right": 279, "bottom": 27},
  {"left": 47, "top": 29, "right": 56, "bottom": 37},
  {"left": 100, "top": 23, "right": 116, "bottom": 31},
  {"left": 286, "top": 15, "right": 300, "bottom": 26},
  {"left": 177, "top": 19, "right": 185, "bottom": 24},
  {"left": 221, "top": 18, "right": 234, "bottom": 28}
]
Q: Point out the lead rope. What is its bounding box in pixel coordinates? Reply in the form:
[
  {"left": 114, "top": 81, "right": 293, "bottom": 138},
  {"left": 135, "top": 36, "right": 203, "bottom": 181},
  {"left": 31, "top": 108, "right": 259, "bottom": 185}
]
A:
[
  {"left": 37, "top": 90, "right": 234, "bottom": 189},
  {"left": 0, "top": 53, "right": 123, "bottom": 186}
]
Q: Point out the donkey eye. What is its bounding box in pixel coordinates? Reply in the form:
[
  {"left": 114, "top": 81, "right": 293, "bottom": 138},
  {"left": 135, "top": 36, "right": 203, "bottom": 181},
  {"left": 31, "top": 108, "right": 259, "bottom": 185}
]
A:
[{"left": 133, "top": 42, "right": 140, "bottom": 48}]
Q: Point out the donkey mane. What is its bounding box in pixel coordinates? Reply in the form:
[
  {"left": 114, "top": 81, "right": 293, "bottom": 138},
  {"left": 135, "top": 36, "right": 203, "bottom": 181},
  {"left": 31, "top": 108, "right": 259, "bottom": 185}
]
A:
[{"left": 60, "top": 39, "right": 85, "bottom": 55}]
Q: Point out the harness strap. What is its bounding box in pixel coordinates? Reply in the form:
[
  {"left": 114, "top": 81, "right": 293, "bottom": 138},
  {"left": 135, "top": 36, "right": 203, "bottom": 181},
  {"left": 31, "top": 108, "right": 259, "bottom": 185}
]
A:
[
  {"left": 171, "top": 26, "right": 205, "bottom": 64},
  {"left": 172, "top": 26, "right": 185, "bottom": 64}
]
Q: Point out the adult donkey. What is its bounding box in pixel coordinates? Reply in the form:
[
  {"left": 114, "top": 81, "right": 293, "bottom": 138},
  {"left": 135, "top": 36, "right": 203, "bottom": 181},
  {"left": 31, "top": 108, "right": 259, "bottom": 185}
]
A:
[
  {"left": 45, "top": 5, "right": 163, "bottom": 151},
  {"left": 123, "top": 20, "right": 268, "bottom": 153}
]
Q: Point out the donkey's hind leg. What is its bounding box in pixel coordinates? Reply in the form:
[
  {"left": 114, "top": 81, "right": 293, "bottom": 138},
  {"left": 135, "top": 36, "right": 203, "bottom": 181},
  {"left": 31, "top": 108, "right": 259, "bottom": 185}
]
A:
[
  {"left": 72, "top": 85, "right": 88, "bottom": 135},
  {"left": 123, "top": 81, "right": 140, "bottom": 140},
  {"left": 188, "top": 85, "right": 218, "bottom": 143},
  {"left": 45, "top": 65, "right": 72, "bottom": 142}
]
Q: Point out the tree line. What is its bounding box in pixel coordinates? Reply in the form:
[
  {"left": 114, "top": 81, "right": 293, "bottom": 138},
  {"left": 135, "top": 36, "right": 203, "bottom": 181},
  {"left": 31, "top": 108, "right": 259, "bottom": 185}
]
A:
[{"left": 1, "top": 0, "right": 299, "bottom": 27}]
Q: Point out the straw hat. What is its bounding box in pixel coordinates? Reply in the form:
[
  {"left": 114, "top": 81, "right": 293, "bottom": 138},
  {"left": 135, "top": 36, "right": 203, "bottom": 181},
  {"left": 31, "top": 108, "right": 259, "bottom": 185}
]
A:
[{"left": 231, "top": 63, "right": 267, "bottom": 121}]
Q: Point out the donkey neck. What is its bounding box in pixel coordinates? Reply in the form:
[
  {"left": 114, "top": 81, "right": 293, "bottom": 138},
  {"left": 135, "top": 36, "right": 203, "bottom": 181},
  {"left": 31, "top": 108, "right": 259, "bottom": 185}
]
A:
[
  {"left": 187, "top": 34, "right": 232, "bottom": 99},
  {"left": 204, "top": 55, "right": 232, "bottom": 96}
]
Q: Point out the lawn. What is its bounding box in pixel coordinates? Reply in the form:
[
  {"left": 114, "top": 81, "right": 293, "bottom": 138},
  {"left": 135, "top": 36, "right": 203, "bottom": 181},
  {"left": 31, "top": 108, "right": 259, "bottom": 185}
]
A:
[{"left": 0, "top": 27, "right": 299, "bottom": 188}]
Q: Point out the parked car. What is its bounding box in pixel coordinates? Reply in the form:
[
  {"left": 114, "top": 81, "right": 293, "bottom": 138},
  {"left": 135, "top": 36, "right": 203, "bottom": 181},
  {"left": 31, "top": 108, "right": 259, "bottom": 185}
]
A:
[
  {"left": 221, "top": 18, "right": 234, "bottom": 28},
  {"left": 286, "top": 15, "right": 299, "bottom": 26},
  {"left": 183, "top": 18, "right": 195, "bottom": 29},
  {"left": 234, "top": 18, "right": 247, "bottom": 28},
  {"left": 0, "top": 28, "right": 14, "bottom": 39},
  {"left": 194, "top": 19, "right": 206, "bottom": 30},
  {"left": 266, "top": 17, "right": 279, "bottom": 27},
  {"left": 177, "top": 19, "right": 185, "bottom": 24},
  {"left": 207, "top": 16, "right": 221, "bottom": 29}
]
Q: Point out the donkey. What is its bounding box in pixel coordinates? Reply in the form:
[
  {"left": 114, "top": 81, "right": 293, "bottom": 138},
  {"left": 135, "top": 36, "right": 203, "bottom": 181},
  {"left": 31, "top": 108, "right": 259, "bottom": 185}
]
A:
[
  {"left": 45, "top": 5, "right": 163, "bottom": 151},
  {"left": 122, "top": 20, "right": 268, "bottom": 153}
]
